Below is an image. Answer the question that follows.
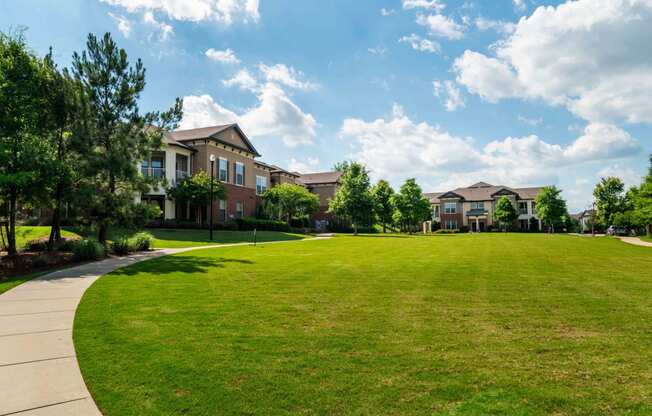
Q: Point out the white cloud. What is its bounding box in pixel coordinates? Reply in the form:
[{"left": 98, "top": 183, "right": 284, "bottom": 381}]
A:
[
  {"left": 288, "top": 157, "right": 320, "bottom": 173},
  {"left": 380, "top": 8, "right": 395, "bottom": 16},
  {"left": 433, "top": 80, "right": 465, "bottom": 111},
  {"left": 100, "top": 0, "right": 259, "bottom": 24},
  {"left": 339, "top": 106, "right": 641, "bottom": 199},
  {"left": 143, "top": 11, "right": 174, "bottom": 41},
  {"left": 205, "top": 48, "right": 240, "bottom": 64},
  {"left": 181, "top": 83, "right": 317, "bottom": 147},
  {"left": 474, "top": 17, "right": 516, "bottom": 34},
  {"left": 416, "top": 13, "right": 465, "bottom": 40},
  {"left": 402, "top": 0, "right": 445, "bottom": 12},
  {"left": 258, "top": 63, "right": 318, "bottom": 91},
  {"left": 517, "top": 115, "right": 543, "bottom": 127},
  {"left": 399, "top": 34, "right": 440, "bottom": 53},
  {"left": 598, "top": 164, "right": 645, "bottom": 188},
  {"left": 368, "top": 46, "right": 388, "bottom": 56},
  {"left": 513, "top": 0, "right": 527, "bottom": 12},
  {"left": 222, "top": 69, "right": 257, "bottom": 91},
  {"left": 454, "top": 0, "right": 652, "bottom": 124},
  {"left": 108, "top": 12, "right": 132, "bottom": 37}
]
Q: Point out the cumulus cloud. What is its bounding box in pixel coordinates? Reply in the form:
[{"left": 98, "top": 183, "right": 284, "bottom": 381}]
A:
[
  {"left": 513, "top": 0, "right": 527, "bottom": 12},
  {"left": 258, "top": 64, "right": 318, "bottom": 91},
  {"left": 205, "top": 48, "right": 240, "bottom": 64},
  {"left": 402, "top": 0, "right": 445, "bottom": 12},
  {"left": 339, "top": 106, "right": 641, "bottom": 196},
  {"left": 108, "top": 12, "right": 132, "bottom": 37},
  {"left": 453, "top": 0, "right": 652, "bottom": 123},
  {"left": 416, "top": 13, "right": 466, "bottom": 39},
  {"left": 399, "top": 34, "right": 440, "bottom": 53},
  {"left": 380, "top": 8, "right": 395, "bottom": 16},
  {"left": 474, "top": 17, "right": 516, "bottom": 34},
  {"left": 222, "top": 69, "right": 257, "bottom": 91},
  {"left": 100, "top": 0, "right": 259, "bottom": 24},
  {"left": 181, "top": 83, "right": 317, "bottom": 147}
]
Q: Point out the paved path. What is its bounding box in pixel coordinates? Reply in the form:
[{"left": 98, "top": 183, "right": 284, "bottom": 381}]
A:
[
  {"left": 0, "top": 237, "right": 327, "bottom": 416},
  {"left": 619, "top": 236, "right": 652, "bottom": 248}
]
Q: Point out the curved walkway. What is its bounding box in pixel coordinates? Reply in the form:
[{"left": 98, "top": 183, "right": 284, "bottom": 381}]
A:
[
  {"left": 619, "top": 236, "right": 652, "bottom": 248},
  {"left": 0, "top": 237, "right": 328, "bottom": 416}
]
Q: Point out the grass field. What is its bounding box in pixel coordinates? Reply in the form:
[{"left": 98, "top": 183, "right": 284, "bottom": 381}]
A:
[
  {"left": 641, "top": 235, "right": 652, "bottom": 243},
  {"left": 12, "top": 226, "right": 79, "bottom": 250},
  {"left": 74, "top": 234, "right": 652, "bottom": 415},
  {"left": 137, "top": 228, "right": 308, "bottom": 248}
]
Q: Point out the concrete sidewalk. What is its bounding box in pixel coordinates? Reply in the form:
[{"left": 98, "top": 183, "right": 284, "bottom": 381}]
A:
[
  {"left": 0, "top": 236, "right": 328, "bottom": 415},
  {"left": 619, "top": 236, "right": 652, "bottom": 248}
]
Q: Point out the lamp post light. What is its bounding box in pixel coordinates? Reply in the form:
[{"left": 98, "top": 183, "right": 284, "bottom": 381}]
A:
[{"left": 209, "top": 154, "right": 216, "bottom": 241}]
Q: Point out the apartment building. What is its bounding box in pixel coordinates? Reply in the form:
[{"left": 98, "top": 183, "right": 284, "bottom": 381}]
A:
[
  {"left": 427, "top": 182, "right": 544, "bottom": 232},
  {"left": 297, "top": 171, "right": 342, "bottom": 228}
]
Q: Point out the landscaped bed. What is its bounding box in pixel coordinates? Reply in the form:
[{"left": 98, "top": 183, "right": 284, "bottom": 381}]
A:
[{"left": 74, "top": 234, "right": 652, "bottom": 415}]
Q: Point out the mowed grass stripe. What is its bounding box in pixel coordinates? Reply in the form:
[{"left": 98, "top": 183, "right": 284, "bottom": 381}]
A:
[{"left": 74, "top": 234, "right": 652, "bottom": 415}]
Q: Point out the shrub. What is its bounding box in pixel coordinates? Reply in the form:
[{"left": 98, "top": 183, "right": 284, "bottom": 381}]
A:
[
  {"left": 131, "top": 232, "right": 154, "bottom": 251},
  {"left": 434, "top": 229, "right": 459, "bottom": 234},
  {"left": 111, "top": 237, "right": 132, "bottom": 255},
  {"left": 73, "top": 239, "right": 105, "bottom": 261},
  {"left": 24, "top": 239, "right": 49, "bottom": 252},
  {"left": 223, "top": 221, "right": 239, "bottom": 231},
  {"left": 57, "top": 238, "right": 79, "bottom": 252},
  {"left": 236, "top": 217, "right": 291, "bottom": 232},
  {"left": 32, "top": 255, "right": 49, "bottom": 268}
]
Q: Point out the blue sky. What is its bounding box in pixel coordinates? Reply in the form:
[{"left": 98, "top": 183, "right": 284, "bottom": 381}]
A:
[{"left": 3, "top": 0, "right": 651, "bottom": 211}]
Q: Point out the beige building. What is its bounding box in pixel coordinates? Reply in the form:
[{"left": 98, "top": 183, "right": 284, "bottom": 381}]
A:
[{"left": 427, "top": 182, "right": 544, "bottom": 232}]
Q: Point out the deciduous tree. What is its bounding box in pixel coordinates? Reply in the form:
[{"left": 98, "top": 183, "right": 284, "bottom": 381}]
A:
[
  {"left": 391, "top": 179, "right": 431, "bottom": 234},
  {"left": 263, "top": 184, "right": 319, "bottom": 226},
  {"left": 167, "top": 171, "right": 225, "bottom": 225},
  {"left": 493, "top": 196, "right": 517, "bottom": 231},
  {"left": 593, "top": 177, "right": 626, "bottom": 227},
  {"left": 535, "top": 186, "right": 568, "bottom": 233},
  {"left": 371, "top": 179, "right": 395, "bottom": 233},
  {"left": 328, "top": 162, "right": 374, "bottom": 235}
]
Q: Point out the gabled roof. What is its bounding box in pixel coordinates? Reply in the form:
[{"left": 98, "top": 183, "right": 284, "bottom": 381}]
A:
[
  {"left": 298, "top": 171, "right": 342, "bottom": 185},
  {"left": 427, "top": 182, "right": 546, "bottom": 203},
  {"left": 255, "top": 161, "right": 300, "bottom": 177},
  {"left": 423, "top": 192, "right": 444, "bottom": 203},
  {"left": 168, "top": 124, "right": 261, "bottom": 156}
]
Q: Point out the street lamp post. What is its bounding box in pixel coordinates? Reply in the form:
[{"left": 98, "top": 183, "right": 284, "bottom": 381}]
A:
[{"left": 209, "top": 154, "right": 216, "bottom": 241}]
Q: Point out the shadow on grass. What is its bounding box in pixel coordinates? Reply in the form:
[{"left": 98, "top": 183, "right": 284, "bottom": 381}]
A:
[{"left": 111, "top": 255, "right": 254, "bottom": 277}]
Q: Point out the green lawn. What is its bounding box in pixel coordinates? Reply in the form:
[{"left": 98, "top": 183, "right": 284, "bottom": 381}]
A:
[
  {"left": 641, "top": 235, "right": 652, "bottom": 243},
  {"left": 13, "top": 226, "right": 79, "bottom": 250},
  {"left": 74, "top": 234, "right": 652, "bottom": 415},
  {"left": 138, "top": 228, "right": 308, "bottom": 248}
]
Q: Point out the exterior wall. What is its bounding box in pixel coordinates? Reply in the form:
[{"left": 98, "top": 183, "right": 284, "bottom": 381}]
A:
[
  {"left": 440, "top": 200, "right": 463, "bottom": 229},
  {"left": 210, "top": 183, "right": 257, "bottom": 223},
  {"left": 191, "top": 141, "right": 257, "bottom": 189},
  {"left": 271, "top": 172, "right": 300, "bottom": 187},
  {"left": 137, "top": 141, "right": 193, "bottom": 220},
  {"left": 253, "top": 166, "right": 272, "bottom": 195}
]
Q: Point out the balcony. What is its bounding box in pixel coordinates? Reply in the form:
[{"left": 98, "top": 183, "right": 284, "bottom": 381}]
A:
[
  {"left": 175, "top": 170, "right": 189, "bottom": 181},
  {"left": 141, "top": 167, "right": 166, "bottom": 178}
]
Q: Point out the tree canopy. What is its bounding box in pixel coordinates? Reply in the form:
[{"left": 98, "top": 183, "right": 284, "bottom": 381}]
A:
[
  {"left": 371, "top": 179, "right": 395, "bottom": 233},
  {"left": 493, "top": 196, "right": 518, "bottom": 231},
  {"left": 535, "top": 186, "right": 568, "bottom": 232},
  {"left": 263, "top": 183, "right": 319, "bottom": 225},
  {"left": 593, "top": 177, "right": 626, "bottom": 227},
  {"left": 328, "top": 162, "right": 374, "bottom": 234},
  {"left": 391, "top": 179, "right": 431, "bottom": 234},
  {"left": 167, "top": 171, "right": 225, "bottom": 224}
]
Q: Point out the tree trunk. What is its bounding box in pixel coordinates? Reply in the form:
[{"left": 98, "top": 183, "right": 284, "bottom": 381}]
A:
[
  {"left": 98, "top": 223, "right": 108, "bottom": 245},
  {"left": 646, "top": 224, "right": 651, "bottom": 237},
  {"left": 7, "top": 189, "right": 17, "bottom": 255},
  {"left": 354, "top": 223, "right": 358, "bottom": 236},
  {"left": 48, "top": 182, "right": 64, "bottom": 250},
  {"left": 382, "top": 223, "right": 386, "bottom": 233}
]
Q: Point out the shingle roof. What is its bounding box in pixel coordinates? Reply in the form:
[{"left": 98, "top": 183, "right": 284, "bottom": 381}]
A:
[
  {"left": 255, "top": 161, "right": 300, "bottom": 177},
  {"left": 428, "top": 183, "right": 545, "bottom": 202},
  {"left": 168, "top": 124, "right": 261, "bottom": 156},
  {"left": 298, "top": 171, "right": 342, "bottom": 185},
  {"left": 424, "top": 192, "right": 444, "bottom": 203}
]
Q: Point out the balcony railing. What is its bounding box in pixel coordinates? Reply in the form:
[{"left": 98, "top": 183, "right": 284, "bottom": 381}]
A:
[
  {"left": 141, "top": 167, "right": 166, "bottom": 178},
  {"left": 176, "top": 170, "right": 188, "bottom": 181}
]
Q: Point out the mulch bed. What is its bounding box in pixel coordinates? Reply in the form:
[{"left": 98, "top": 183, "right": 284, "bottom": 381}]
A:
[{"left": 0, "top": 249, "right": 74, "bottom": 280}]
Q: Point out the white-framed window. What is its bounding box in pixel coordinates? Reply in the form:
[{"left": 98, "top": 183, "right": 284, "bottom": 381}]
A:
[
  {"left": 218, "top": 158, "right": 228, "bottom": 182},
  {"left": 433, "top": 205, "right": 440, "bottom": 218},
  {"left": 235, "top": 201, "right": 244, "bottom": 218},
  {"left": 444, "top": 202, "right": 457, "bottom": 214},
  {"left": 235, "top": 162, "right": 245, "bottom": 186},
  {"left": 445, "top": 220, "right": 458, "bottom": 229},
  {"left": 219, "top": 199, "right": 227, "bottom": 222},
  {"left": 256, "top": 175, "right": 268, "bottom": 195},
  {"left": 518, "top": 201, "right": 528, "bottom": 215},
  {"left": 470, "top": 201, "right": 485, "bottom": 210}
]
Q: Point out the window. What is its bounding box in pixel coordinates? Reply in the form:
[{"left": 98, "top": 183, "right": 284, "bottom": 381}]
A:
[
  {"left": 141, "top": 159, "right": 149, "bottom": 176},
  {"left": 235, "top": 162, "right": 245, "bottom": 186},
  {"left": 471, "top": 201, "right": 485, "bottom": 210},
  {"left": 445, "top": 220, "right": 458, "bottom": 230},
  {"left": 518, "top": 201, "right": 528, "bottom": 215},
  {"left": 433, "top": 205, "right": 440, "bottom": 218},
  {"left": 219, "top": 200, "right": 227, "bottom": 222},
  {"left": 235, "top": 202, "right": 244, "bottom": 218},
  {"left": 218, "top": 158, "right": 228, "bottom": 182},
  {"left": 444, "top": 202, "right": 457, "bottom": 214},
  {"left": 256, "top": 175, "right": 268, "bottom": 195},
  {"left": 175, "top": 154, "right": 188, "bottom": 181},
  {"left": 150, "top": 155, "right": 165, "bottom": 177}
]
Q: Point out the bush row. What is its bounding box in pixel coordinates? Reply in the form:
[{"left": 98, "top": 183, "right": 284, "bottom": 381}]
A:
[
  {"left": 110, "top": 232, "right": 154, "bottom": 255},
  {"left": 235, "top": 218, "right": 291, "bottom": 232},
  {"left": 25, "top": 232, "right": 154, "bottom": 260}
]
